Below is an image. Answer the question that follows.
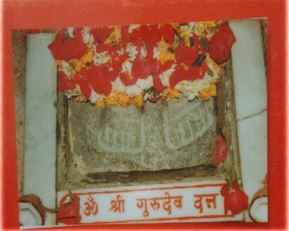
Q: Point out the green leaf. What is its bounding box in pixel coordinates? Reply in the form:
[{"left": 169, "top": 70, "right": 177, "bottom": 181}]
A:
[
  {"left": 200, "top": 37, "right": 209, "bottom": 51},
  {"left": 192, "top": 54, "right": 206, "bottom": 66}
]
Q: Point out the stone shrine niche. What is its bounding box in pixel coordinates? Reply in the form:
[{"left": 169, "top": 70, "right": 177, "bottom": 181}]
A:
[
  {"left": 12, "top": 19, "right": 269, "bottom": 227},
  {"left": 56, "top": 60, "right": 240, "bottom": 191}
]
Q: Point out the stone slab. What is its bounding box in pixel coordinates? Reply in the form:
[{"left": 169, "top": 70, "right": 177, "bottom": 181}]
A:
[
  {"left": 67, "top": 97, "right": 216, "bottom": 174},
  {"left": 12, "top": 31, "right": 27, "bottom": 195}
]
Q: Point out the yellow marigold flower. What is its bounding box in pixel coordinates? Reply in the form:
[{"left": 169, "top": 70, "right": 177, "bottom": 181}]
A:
[
  {"left": 81, "top": 50, "right": 94, "bottom": 67},
  {"left": 194, "top": 21, "right": 217, "bottom": 37},
  {"left": 158, "top": 37, "right": 176, "bottom": 64},
  {"left": 105, "top": 91, "right": 119, "bottom": 106},
  {"left": 206, "top": 56, "right": 224, "bottom": 80},
  {"left": 75, "top": 95, "right": 87, "bottom": 102},
  {"left": 95, "top": 98, "right": 106, "bottom": 107},
  {"left": 133, "top": 94, "right": 144, "bottom": 109},
  {"left": 179, "top": 26, "right": 191, "bottom": 47},
  {"left": 199, "top": 84, "right": 217, "bottom": 100},
  {"left": 162, "top": 88, "right": 181, "bottom": 99},
  {"left": 117, "top": 91, "right": 131, "bottom": 107},
  {"left": 69, "top": 59, "right": 83, "bottom": 72},
  {"left": 104, "top": 26, "right": 121, "bottom": 45}
]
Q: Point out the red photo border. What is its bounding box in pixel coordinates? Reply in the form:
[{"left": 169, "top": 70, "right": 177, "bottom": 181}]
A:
[{"left": 1, "top": 0, "right": 288, "bottom": 230}]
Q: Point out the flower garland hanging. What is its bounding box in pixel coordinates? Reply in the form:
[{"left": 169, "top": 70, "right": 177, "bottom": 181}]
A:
[{"left": 48, "top": 21, "right": 236, "bottom": 108}]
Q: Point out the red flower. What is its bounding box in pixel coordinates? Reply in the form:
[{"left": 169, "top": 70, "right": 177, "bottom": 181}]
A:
[
  {"left": 175, "top": 44, "right": 198, "bottom": 66},
  {"left": 120, "top": 72, "right": 138, "bottom": 86},
  {"left": 74, "top": 66, "right": 113, "bottom": 98},
  {"left": 152, "top": 61, "right": 175, "bottom": 92},
  {"left": 213, "top": 134, "right": 228, "bottom": 164},
  {"left": 74, "top": 69, "right": 92, "bottom": 99},
  {"left": 158, "top": 24, "right": 175, "bottom": 44},
  {"left": 221, "top": 182, "right": 249, "bottom": 215},
  {"left": 130, "top": 40, "right": 160, "bottom": 80},
  {"left": 91, "top": 26, "right": 114, "bottom": 44},
  {"left": 169, "top": 65, "right": 201, "bottom": 88},
  {"left": 128, "top": 24, "right": 175, "bottom": 49},
  {"left": 90, "top": 75, "right": 112, "bottom": 96},
  {"left": 111, "top": 53, "right": 129, "bottom": 72},
  {"left": 175, "top": 34, "right": 200, "bottom": 65},
  {"left": 95, "top": 43, "right": 118, "bottom": 53},
  {"left": 132, "top": 55, "right": 158, "bottom": 79},
  {"left": 152, "top": 75, "right": 164, "bottom": 93},
  {"left": 89, "top": 66, "right": 114, "bottom": 95},
  {"left": 121, "top": 25, "right": 131, "bottom": 43},
  {"left": 208, "top": 23, "right": 236, "bottom": 64},
  {"left": 48, "top": 28, "right": 87, "bottom": 60}
]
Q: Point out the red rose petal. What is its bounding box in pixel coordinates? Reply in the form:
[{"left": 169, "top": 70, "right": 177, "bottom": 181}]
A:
[
  {"left": 121, "top": 26, "right": 131, "bottom": 43},
  {"left": 90, "top": 65, "right": 115, "bottom": 94},
  {"left": 175, "top": 43, "right": 199, "bottom": 66},
  {"left": 90, "top": 76, "right": 112, "bottom": 96},
  {"left": 120, "top": 72, "right": 138, "bottom": 86},
  {"left": 131, "top": 61, "right": 144, "bottom": 79},
  {"left": 111, "top": 53, "right": 129, "bottom": 71},
  {"left": 78, "top": 81, "right": 92, "bottom": 99},
  {"left": 213, "top": 134, "right": 228, "bottom": 165},
  {"left": 228, "top": 190, "right": 249, "bottom": 215},
  {"left": 153, "top": 75, "right": 164, "bottom": 92},
  {"left": 106, "top": 70, "right": 119, "bottom": 82},
  {"left": 95, "top": 43, "right": 115, "bottom": 53},
  {"left": 48, "top": 28, "right": 88, "bottom": 60},
  {"left": 159, "top": 24, "right": 175, "bottom": 44},
  {"left": 91, "top": 26, "right": 114, "bottom": 44},
  {"left": 221, "top": 182, "right": 249, "bottom": 215},
  {"left": 74, "top": 69, "right": 94, "bottom": 98},
  {"left": 208, "top": 24, "right": 236, "bottom": 64},
  {"left": 157, "top": 60, "right": 174, "bottom": 73},
  {"left": 221, "top": 184, "right": 229, "bottom": 197},
  {"left": 132, "top": 55, "right": 158, "bottom": 79}
]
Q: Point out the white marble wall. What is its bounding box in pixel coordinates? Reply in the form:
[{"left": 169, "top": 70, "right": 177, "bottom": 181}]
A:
[
  {"left": 23, "top": 34, "right": 57, "bottom": 226},
  {"left": 230, "top": 19, "right": 267, "bottom": 221}
]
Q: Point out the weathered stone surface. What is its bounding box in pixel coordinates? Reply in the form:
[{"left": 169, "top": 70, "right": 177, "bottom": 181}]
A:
[
  {"left": 67, "top": 97, "right": 216, "bottom": 173},
  {"left": 12, "top": 31, "right": 27, "bottom": 195}
]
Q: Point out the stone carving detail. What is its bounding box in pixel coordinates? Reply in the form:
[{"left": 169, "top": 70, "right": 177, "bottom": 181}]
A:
[
  {"left": 97, "top": 106, "right": 146, "bottom": 154},
  {"left": 163, "top": 100, "right": 215, "bottom": 150},
  {"left": 68, "top": 98, "right": 216, "bottom": 172}
]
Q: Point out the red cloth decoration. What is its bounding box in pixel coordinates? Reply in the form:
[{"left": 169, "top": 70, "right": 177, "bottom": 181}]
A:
[{"left": 57, "top": 193, "right": 81, "bottom": 225}]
